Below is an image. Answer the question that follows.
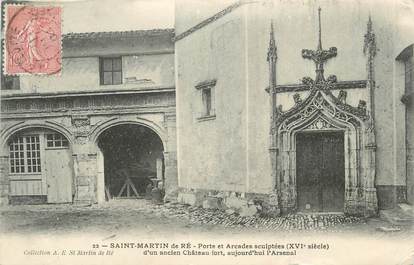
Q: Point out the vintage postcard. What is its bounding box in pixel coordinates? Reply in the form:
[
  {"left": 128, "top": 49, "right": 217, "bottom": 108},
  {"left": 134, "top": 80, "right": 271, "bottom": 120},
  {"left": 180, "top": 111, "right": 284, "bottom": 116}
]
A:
[{"left": 0, "top": 0, "right": 413, "bottom": 264}]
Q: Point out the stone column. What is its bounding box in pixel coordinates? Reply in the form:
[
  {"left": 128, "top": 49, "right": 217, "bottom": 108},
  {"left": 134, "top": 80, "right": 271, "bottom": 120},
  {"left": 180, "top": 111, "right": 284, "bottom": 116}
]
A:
[
  {"left": 73, "top": 151, "right": 98, "bottom": 204},
  {"left": 278, "top": 133, "right": 296, "bottom": 212},
  {"left": 345, "top": 130, "right": 361, "bottom": 214},
  {"left": 0, "top": 155, "right": 10, "bottom": 206},
  {"left": 267, "top": 22, "right": 280, "bottom": 214},
  {"left": 164, "top": 151, "right": 178, "bottom": 202},
  {"left": 70, "top": 115, "right": 98, "bottom": 204},
  {"left": 163, "top": 113, "right": 178, "bottom": 202},
  {"left": 363, "top": 130, "right": 378, "bottom": 216},
  {"left": 71, "top": 133, "right": 98, "bottom": 204}
]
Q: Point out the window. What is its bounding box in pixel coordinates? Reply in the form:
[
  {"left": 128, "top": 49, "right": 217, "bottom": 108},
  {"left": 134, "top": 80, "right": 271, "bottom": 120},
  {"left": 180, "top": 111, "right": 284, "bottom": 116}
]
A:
[
  {"left": 9, "top": 135, "right": 41, "bottom": 174},
  {"left": 100, "top": 57, "right": 122, "bottom": 85},
  {"left": 202, "top": 88, "right": 212, "bottom": 116},
  {"left": 1, "top": 75, "right": 20, "bottom": 90},
  {"left": 46, "top": 133, "right": 69, "bottom": 148},
  {"left": 195, "top": 79, "right": 216, "bottom": 120}
]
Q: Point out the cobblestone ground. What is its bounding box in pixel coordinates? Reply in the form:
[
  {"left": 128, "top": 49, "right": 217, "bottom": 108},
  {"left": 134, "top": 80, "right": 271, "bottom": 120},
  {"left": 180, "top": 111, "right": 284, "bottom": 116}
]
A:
[
  {"left": 159, "top": 202, "right": 365, "bottom": 231},
  {"left": 0, "top": 199, "right": 406, "bottom": 235}
]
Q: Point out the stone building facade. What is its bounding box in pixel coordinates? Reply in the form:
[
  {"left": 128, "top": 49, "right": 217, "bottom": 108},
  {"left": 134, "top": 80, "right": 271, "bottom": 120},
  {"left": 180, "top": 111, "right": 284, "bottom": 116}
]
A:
[
  {"left": 0, "top": 29, "right": 178, "bottom": 205},
  {"left": 175, "top": 0, "right": 414, "bottom": 216}
]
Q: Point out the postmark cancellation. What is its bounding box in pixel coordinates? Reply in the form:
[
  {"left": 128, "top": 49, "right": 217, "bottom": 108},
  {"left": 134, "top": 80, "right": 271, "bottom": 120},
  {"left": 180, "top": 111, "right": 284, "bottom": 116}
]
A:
[{"left": 5, "top": 5, "right": 62, "bottom": 75}]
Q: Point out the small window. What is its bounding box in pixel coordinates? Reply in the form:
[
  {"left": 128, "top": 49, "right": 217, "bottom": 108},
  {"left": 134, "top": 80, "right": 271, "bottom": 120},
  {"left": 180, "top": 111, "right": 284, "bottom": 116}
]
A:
[
  {"left": 195, "top": 79, "right": 216, "bottom": 120},
  {"left": 202, "top": 88, "right": 212, "bottom": 116},
  {"left": 46, "top": 133, "right": 69, "bottom": 148},
  {"left": 100, "top": 57, "right": 122, "bottom": 85},
  {"left": 1, "top": 75, "right": 20, "bottom": 90}
]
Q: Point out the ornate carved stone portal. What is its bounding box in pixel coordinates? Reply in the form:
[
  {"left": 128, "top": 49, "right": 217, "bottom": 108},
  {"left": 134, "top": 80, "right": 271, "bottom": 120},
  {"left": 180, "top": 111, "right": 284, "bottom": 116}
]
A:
[{"left": 267, "top": 8, "right": 378, "bottom": 216}]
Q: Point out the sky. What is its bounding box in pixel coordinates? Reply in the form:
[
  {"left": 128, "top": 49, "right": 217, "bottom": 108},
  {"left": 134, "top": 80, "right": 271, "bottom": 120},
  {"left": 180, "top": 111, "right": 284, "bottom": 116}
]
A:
[{"left": 58, "top": 0, "right": 174, "bottom": 33}]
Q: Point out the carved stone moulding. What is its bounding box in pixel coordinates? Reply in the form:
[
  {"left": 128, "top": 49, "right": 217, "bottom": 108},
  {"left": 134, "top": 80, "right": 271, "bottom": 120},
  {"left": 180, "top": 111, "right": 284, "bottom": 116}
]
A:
[
  {"left": 268, "top": 80, "right": 367, "bottom": 93},
  {"left": 271, "top": 83, "right": 376, "bottom": 216},
  {"left": 305, "top": 117, "right": 335, "bottom": 130},
  {"left": 266, "top": 8, "right": 378, "bottom": 216},
  {"left": 273, "top": 93, "right": 377, "bottom": 215},
  {"left": 338, "top": 90, "right": 347, "bottom": 103},
  {"left": 71, "top": 115, "right": 90, "bottom": 127}
]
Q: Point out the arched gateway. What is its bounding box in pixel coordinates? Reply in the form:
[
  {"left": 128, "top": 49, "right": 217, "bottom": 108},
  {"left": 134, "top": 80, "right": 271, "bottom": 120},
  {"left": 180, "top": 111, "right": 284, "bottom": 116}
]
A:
[
  {"left": 267, "top": 9, "right": 378, "bottom": 216},
  {"left": 88, "top": 118, "right": 169, "bottom": 203},
  {"left": 95, "top": 124, "right": 165, "bottom": 202}
]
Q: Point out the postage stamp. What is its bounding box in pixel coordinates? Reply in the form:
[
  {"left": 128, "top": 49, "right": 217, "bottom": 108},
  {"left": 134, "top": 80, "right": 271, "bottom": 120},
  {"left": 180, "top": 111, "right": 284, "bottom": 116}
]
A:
[{"left": 5, "top": 5, "right": 62, "bottom": 75}]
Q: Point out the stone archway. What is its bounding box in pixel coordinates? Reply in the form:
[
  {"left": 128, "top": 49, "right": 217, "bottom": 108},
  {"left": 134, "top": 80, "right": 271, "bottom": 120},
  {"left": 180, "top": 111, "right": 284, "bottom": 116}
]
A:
[
  {"left": 94, "top": 122, "right": 166, "bottom": 202},
  {"left": 273, "top": 89, "right": 378, "bottom": 216},
  {"left": 1, "top": 121, "right": 74, "bottom": 153},
  {"left": 0, "top": 124, "right": 74, "bottom": 205},
  {"left": 89, "top": 118, "right": 167, "bottom": 148}
]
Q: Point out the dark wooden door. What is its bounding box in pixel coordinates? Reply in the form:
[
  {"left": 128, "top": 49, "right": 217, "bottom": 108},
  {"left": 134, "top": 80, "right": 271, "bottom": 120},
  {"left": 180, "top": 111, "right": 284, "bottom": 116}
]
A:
[{"left": 296, "top": 132, "right": 345, "bottom": 212}]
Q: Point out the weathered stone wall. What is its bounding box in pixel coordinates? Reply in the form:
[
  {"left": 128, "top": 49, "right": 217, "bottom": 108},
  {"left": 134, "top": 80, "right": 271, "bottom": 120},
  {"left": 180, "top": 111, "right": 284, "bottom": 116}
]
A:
[
  {"left": 0, "top": 92, "right": 177, "bottom": 205},
  {"left": 4, "top": 53, "right": 174, "bottom": 95},
  {"left": 175, "top": 0, "right": 411, "bottom": 211},
  {"left": 1, "top": 32, "right": 174, "bottom": 95},
  {"left": 176, "top": 6, "right": 249, "bottom": 192},
  {"left": 392, "top": 2, "right": 414, "bottom": 206}
]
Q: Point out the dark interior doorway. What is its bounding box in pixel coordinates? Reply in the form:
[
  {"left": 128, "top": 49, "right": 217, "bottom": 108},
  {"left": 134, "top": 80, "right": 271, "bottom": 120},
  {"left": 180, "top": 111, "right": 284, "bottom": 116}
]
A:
[
  {"left": 97, "top": 124, "right": 164, "bottom": 200},
  {"left": 296, "top": 131, "right": 345, "bottom": 212}
]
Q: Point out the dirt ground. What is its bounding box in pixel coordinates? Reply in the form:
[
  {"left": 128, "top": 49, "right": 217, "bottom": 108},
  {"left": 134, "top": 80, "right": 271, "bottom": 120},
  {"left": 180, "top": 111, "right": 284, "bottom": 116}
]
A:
[
  {"left": 1, "top": 199, "right": 412, "bottom": 238},
  {"left": 2, "top": 200, "right": 414, "bottom": 265}
]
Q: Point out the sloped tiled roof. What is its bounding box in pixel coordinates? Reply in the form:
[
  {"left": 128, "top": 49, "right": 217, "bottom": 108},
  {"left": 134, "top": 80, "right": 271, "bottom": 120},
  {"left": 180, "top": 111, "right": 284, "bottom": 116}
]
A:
[{"left": 63, "top": 28, "right": 175, "bottom": 40}]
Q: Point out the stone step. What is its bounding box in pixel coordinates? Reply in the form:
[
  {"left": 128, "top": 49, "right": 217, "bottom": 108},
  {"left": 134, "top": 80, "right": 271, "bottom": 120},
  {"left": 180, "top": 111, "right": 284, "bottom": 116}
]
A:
[
  {"left": 380, "top": 209, "right": 414, "bottom": 226},
  {"left": 398, "top": 203, "right": 414, "bottom": 216},
  {"left": 376, "top": 226, "right": 402, "bottom": 232}
]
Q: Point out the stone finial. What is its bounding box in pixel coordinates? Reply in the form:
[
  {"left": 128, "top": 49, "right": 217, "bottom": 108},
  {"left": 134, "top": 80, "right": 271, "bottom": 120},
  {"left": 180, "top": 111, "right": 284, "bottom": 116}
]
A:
[
  {"left": 364, "top": 14, "right": 376, "bottom": 83},
  {"left": 293, "top": 93, "right": 302, "bottom": 105},
  {"left": 364, "top": 14, "right": 376, "bottom": 57},
  {"left": 302, "top": 7, "right": 337, "bottom": 83},
  {"left": 327, "top": 75, "right": 337, "bottom": 83},
  {"left": 358, "top": 100, "right": 367, "bottom": 112},
  {"left": 302, "top": 76, "right": 314, "bottom": 86},
  {"left": 338, "top": 90, "right": 347, "bottom": 103},
  {"left": 277, "top": 105, "right": 283, "bottom": 113},
  {"left": 267, "top": 22, "right": 277, "bottom": 62}
]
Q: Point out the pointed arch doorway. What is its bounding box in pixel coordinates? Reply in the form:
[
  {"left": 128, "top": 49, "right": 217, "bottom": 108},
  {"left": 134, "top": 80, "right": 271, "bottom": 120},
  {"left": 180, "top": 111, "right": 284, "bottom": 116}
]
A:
[{"left": 273, "top": 89, "right": 378, "bottom": 216}]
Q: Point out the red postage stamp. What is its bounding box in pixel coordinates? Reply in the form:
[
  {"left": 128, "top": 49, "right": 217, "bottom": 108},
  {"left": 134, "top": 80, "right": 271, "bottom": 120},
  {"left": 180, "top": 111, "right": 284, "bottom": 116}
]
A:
[{"left": 5, "top": 5, "right": 62, "bottom": 75}]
